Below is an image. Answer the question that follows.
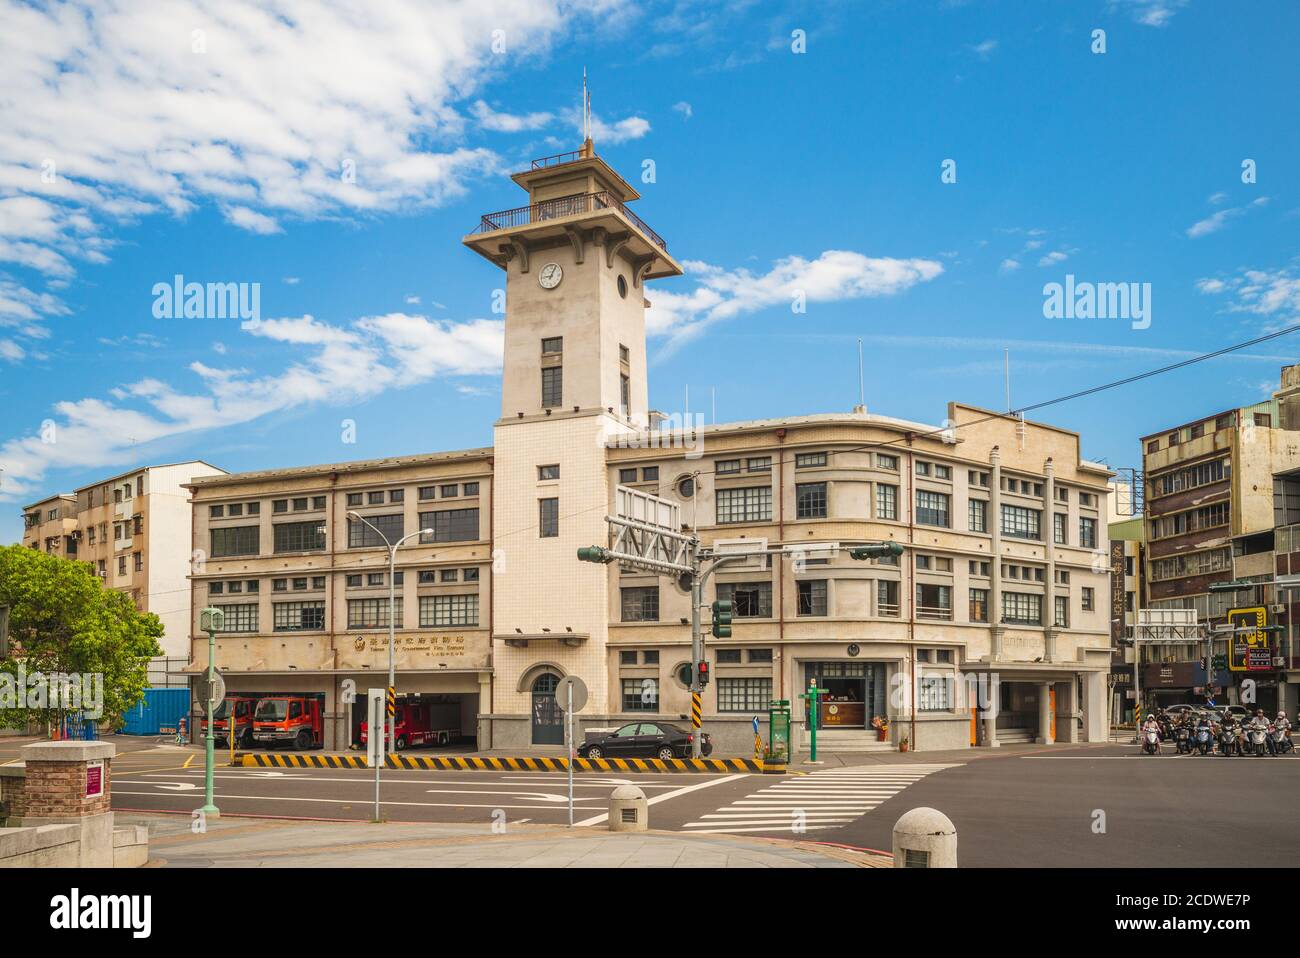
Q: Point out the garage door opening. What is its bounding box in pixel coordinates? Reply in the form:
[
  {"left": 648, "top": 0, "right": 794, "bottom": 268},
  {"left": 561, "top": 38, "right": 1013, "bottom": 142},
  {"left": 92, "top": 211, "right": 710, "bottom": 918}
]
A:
[{"left": 348, "top": 692, "right": 479, "bottom": 751}]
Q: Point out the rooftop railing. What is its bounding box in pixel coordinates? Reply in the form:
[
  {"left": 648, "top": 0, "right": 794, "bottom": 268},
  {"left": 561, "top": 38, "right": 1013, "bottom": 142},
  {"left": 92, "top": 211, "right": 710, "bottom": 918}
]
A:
[{"left": 474, "top": 190, "right": 667, "bottom": 252}]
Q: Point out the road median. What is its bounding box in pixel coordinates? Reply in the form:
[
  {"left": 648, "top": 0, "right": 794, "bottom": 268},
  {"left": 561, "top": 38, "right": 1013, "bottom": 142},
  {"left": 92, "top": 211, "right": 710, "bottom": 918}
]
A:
[{"left": 234, "top": 752, "right": 777, "bottom": 773}]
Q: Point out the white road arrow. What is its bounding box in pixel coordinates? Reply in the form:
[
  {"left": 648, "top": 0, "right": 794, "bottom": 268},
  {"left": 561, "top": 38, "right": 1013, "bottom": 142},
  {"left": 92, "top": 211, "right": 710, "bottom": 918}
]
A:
[
  {"left": 425, "top": 788, "right": 579, "bottom": 804},
  {"left": 153, "top": 782, "right": 202, "bottom": 791}
]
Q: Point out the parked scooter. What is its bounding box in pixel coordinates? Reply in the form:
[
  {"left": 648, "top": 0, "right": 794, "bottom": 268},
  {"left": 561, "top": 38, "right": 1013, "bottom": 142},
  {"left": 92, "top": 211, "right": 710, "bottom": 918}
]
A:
[{"left": 1194, "top": 720, "right": 1213, "bottom": 756}]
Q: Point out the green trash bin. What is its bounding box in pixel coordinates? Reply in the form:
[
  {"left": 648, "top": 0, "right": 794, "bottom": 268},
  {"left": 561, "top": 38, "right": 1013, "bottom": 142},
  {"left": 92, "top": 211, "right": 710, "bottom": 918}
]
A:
[{"left": 767, "top": 700, "right": 791, "bottom": 764}]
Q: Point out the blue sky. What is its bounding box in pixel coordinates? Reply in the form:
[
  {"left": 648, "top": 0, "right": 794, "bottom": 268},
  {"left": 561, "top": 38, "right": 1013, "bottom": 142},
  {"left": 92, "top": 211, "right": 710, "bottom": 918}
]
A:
[{"left": 2, "top": 0, "right": 1298, "bottom": 544}]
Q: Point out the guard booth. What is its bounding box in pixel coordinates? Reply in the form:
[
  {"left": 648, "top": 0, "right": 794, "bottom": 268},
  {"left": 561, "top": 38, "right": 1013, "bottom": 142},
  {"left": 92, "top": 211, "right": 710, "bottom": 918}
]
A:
[{"left": 767, "top": 700, "right": 791, "bottom": 763}]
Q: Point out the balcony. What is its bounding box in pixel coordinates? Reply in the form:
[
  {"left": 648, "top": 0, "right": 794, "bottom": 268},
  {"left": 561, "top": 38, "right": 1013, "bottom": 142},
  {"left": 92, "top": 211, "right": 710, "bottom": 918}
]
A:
[{"left": 474, "top": 190, "right": 667, "bottom": 252}]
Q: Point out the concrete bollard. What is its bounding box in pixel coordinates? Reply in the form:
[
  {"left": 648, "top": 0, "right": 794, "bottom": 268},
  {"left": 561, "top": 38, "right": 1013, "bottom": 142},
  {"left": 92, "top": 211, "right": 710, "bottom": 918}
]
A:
[
  {"left": 892, "top": 806, "right": 957, "bottom": 868},
  {"left": 608, "top": 784, "right": 648, "bottom": 832}
]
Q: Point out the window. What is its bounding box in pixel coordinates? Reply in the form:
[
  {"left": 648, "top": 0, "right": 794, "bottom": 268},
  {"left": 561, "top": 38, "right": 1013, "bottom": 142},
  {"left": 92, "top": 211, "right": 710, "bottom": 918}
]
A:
[
  {"left": 877, "top": 454, "right": 898, "bottom": 471},
  {"left": 969, "top": 588, "right": 989, "bottom": 623},
  {"left": 133, "top": 515, "right": 143, "bottom": 536},
  {"left": 274, "top": 601, "right": 325, "bottom": 632},
  {"left": 274, "top": 578, "right": 288, "bottom": 591},
  {"left": 539, "top": 498, "right": 559, "bottom": 537},
  {"left": 422, "top": 508, "right": 479, "bottom": 543},
  {"left": 621, "top": 678, "right": 658, "bottom": 712},
  {"left": 348, "top": 514, "right": 403, "bottom": 548},
  {"left": 918, "top": 675, "right": 953, "bottom": 711},
  {"left": 968, "top": 499, "right": 987, "bottom": 532},
  {"left": 463, "top": 482, "right": 480, "bottom": 496},
  {"left": 915, "top": 461, "right": 931, "bottom": 477},
  {"left": 796, "top": 452, "right": 827, "bottom": 469},
  {"left": 934, "top": 464, "right": 952, "bottom": 480},
  {"left": 538, "top": 464, "right": 560, "bottom": 480},
  {"left": 969, "top": 560, "right": 989, "bottom": 576},
  {"left": 419, "top": 594, "right": 478, "bottom": 627},
  {"left": 214, "top": 603, "right": 258, "bottom": 633},
  {"left": 876, "top": 484, "right": 898, "bottom": 520},
  {"left": 716, "top": 581, "right": 772, "bottom": 618},
  {"left": 541, "top": 366, "right": 562, "bottom": 407},
  {"left": 1082, "top": 587, "right": 1095, "bottom": 611},
  {"left": 795, "top": 482, "right": 827, "bottom": 519},
  {"left": 619, "top": 650, "right": 637, "bottom": 665},
  {"left": 133, "top": 552, "right": 142, "bottom": 572},
  {"left": 716, "top": 649, "right": 743, "bottom": 664},
  {"left": 348, "top": 597, "right": 402, "bottom": 629},
  {"left": 367, "top": 573, "right": 385, "bottom": 587},
  {"left": 293, "top": 578, "right": 309, "bottom": 590},
  {"left": 1147, "top": 440, "right": 1159, "bottom": 453},
  {"left": 290, "top": 497, "right": 307, "bottom": 511},
  {"left": 968, "top": 470, "right": 989, "bottom": 487},
  {"left": 797, "top": 579, "right": 827, "bottom": 616},
  {"left": 915, "top": 490, "right": 950, "bottom": 528},
  {"left": 716, "top": 487, "right": 772, "bottom": 524},
  {"left": 747, "top": 457, "right": 771, "bottom": 472},
  {"left": 463, "top": 567, "right": 480, "bottom": 582},
  {"left": 1056, "top": 487, "right": 1069, "bottom": 503},
  {"left": 620, "top": 587, "right": 659, "bottom": 622},
  {"left": 346, "top": 493, "right": 362, "bottom": 506},
  {"left": 367, "top": 491, "right": 384, "bottom": 505},
  {"left": 418, "top": 486, "right": 435, "bottom": 501},
  {"left": 1079, "top": 517, "right": 1097, "bottom": 549},
  {"left": 1001, "top": 592, "right": 1042, "bottom": 625},
  {"left": 619, "top": 344, "right": 630, "bottom": 363},
  {"left": 1001, "top": 504, "right": 1041, "bottom": 540},
  {"left": 1255, "top": 413, "right": 1271, "bottom": 427},
  {"left": 541, "top": 336, "right": 563, "bottom": 354},
  {"left": 344, "top": 575, "right": 361, "bottom": 587},
  {"left": 211, "top": 526, "right": 259, "bottom": 558},
  {"left": 618, "top": 468, "right": 638, "bottom": 483},
  {"left": 642, "top": 467, "right": 658, "bottom": 482},
  {"left": 718, "top": 678, "right": 773, "bottom": 713},
  {"left": 311, "top": 577, "right": 324, "bottom": 590},
  {"left": 716, "top": 460, "right": 740, "bottom": 475},
  {"left": 620, "top": 374, "right": 630, "bottom": 416},
  {"left": 1053, "top": 513, "right": 1068, "bottom": 545},
  {"left": 209, "top": 581, "right": 224, "bottom": 595},
  {"left": 915, "top": 583, "right": 952, "bottom": 620},
  {"left": 210, "top": 505, "right": 224, "bottom": 518},
  {"left": 274, "top": 521, "right": 326, "bottom": 553},
  {"left": 440, "top": 485, "right": 459, "bottom": 498},
  {"left": 228, "top": 503, "right": 243, "bottom": 517},
  {"left": 877, "top": 580, "right": 900, "bottom": 616},
  {"left": 387, "top": 491, "right": 402, "bottom": 504},
  {"left": 1054, "top": 595, "right": 1069, "bottom": 628}
]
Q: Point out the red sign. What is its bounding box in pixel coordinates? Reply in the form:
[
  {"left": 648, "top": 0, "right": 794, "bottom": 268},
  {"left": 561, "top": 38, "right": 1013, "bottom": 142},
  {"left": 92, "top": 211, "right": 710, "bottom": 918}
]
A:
[{"left": 86, "top": 762, "right": 103, "bottom": 798}]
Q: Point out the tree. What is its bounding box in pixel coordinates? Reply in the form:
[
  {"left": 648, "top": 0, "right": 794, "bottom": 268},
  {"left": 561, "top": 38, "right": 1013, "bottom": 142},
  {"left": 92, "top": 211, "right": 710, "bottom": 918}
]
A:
[{"left": 0, "top": 545, "right": 162, "bottom": 731}]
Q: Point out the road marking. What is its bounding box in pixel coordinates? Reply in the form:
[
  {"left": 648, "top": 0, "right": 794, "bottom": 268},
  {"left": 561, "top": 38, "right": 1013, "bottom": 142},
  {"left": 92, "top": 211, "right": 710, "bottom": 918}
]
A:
[
  {"left": 111, "top": 790, "right": 603, "bottom": 813},
  {"left": 183, "top": 755, "right": 194, "bottom": 768},
  {"left": 677, "top": 764, "right": 961, "bottom": 835},
  {"left": 573, "top": 772, "right": 748, "bottom": 827}
]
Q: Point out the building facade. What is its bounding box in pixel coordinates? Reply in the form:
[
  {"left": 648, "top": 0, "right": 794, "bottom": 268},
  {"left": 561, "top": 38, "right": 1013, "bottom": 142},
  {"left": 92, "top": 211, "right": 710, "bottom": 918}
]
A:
[
  {"left": 182, "top": 142, "right": 1115, "bottom": 753},
  {"left": 21, "top": 461, "right": 226, "bottom": 659}
]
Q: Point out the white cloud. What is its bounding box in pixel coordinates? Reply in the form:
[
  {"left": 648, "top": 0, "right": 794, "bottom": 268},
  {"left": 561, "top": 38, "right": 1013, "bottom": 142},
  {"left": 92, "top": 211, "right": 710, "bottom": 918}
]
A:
[
  {"left": 211, "top": 341, "right": 226, "bottom": 355},
  {"left": 471, "top": 100, "right": 555, "bottom": 133},
  {"left": 1115, "top": 0, "right": 1189, "bottom": 27},
  {"left": 585, "top": 112, "right": 651, "bottom": 144},
  {"left": 405, "top": 294, "right": 421, "bottom": 305},
  {"left": 999, "top": 258, "right": 1021, "bottom": 273},
  {"left": 1208, "top": 191, "right": 1228, "bottom": 205},
  {"left": 1194, "top": 266, "right": 1300, "bottom": 327},
  {"left": 673, "top": 101, "right": 693, "bottom": 120},
  {"left": 1037, "top": 250, "right": 1071, "bottom": 267},
  {"left": 282, "top": 277, "right": 301, "bottom": 285},
  {"left": 224, "top": 206, "right": 282, "bottom": 235},
  {"left": 0, "top": 338, "right": 24, "bottom": 362},
  {"left": 969, "top": 39, "right": 998, "bottom": 59},
  {"left": 647, "top": 250, "right": 943, "bottom": 349},
  {"left": 1186, "top": 196, "right": 1268, "bottom": 238},
  {"left": 1195, "top": 278, "right": 1226, "bottom": 294}
]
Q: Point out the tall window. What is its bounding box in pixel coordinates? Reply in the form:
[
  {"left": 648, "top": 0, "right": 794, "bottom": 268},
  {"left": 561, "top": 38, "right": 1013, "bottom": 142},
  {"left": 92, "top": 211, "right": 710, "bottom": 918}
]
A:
[
  {"left": 968, "top": 499, "right": 987, "bottom": 532},
  {"left": 348, "top": 597, "right": 402, "bottom": 629},
  {"left": 1054, "top": 595, "right": 1069, "bottom": 628},
  {"left": 1053, "top": 512, "right": 1068, "bottom": 545},
  {"left": 915, "top": 583, "right": 952, "bottom": 620},
  {"left": 915, "top": 490, "right": 950, "bottom": 527},
  {"left": 969, "top": 588, "right": 989, "bottom": 623},
  {"left": 797, "top": 579, "right": 827, "bottom": 616},
  {"left": 877, "top": 580, "right": 900, "bottom": 616},
  {"left": 918, "top": 675, "right": 953, "bottom": 711},
  {"left": 541, "top": 366, "right": 562, "bottom": 407},
  {"left": 795, "top": 482, "right": 827, "bottom": 519},
  {"left": 274, "top": 601, "right": 325, "bottom": 632},
  {"left": 274, "top": 521, "right": 326, "bottom": 553},
  {"left": 621, "top": 679, "right": 658, "bottom": 712},
  {"left": 620, "top": 374, "right": 630, "bottom": 416},
  {"left": 348, "top": 514, "right": 403, "bottom": 548},
  {"left": 716, "top": 582, "right": 772, "bottom": 618},
  {"left": 876, "top": 484, "right": 898, "bottom": 520},
  {"left": 1001, "top": 504, "right": 1042, "bottom": 540},
  {"left": 716, "top": 487, "right": 772, "bottom": 524},
  {"left": 419, "top": 595, "right": 478, "bottom": 627},
  {"left": 1082, "top": 587, "right": 1095, "bottom": 611},
  {"left": 1079, "top": 517, "right": 1098, "bottom": 549},
  {"left": 211, "top": 526, "right": 259, "bottom": 558},
  {"left": 539, "top": 498, "right": 559, "bottom": 537},
  {"left": 1001, "top": 592, "right": 1042, "bottom": 625},
  {"left": 620, "top": 587, "right": 659, "bottom": 622}
]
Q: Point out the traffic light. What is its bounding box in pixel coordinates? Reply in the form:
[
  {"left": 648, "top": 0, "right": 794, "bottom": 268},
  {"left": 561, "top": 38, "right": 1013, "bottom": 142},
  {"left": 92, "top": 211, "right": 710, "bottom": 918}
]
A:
[
  {"left": 1207, "top": 579, "right": 1251, "bottom": 593},
  {"left": 711, "top": 599, "right": 732, "bottom": 638},
  {"left": 696, "top": 661, "right": 710, "bottom": 687},
  {"left": 849, "top": 542, "right": 904, "bottom": 561},
  {"left": 576, "top": 546, "right": 614, "bottom": 564}
]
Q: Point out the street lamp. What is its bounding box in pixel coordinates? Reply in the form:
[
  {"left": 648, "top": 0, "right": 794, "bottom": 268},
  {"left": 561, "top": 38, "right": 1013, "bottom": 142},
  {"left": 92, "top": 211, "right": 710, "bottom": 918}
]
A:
[
  {"left": 346, "top": 511, "right": 433, "bottom": 760},
  {"left": 197, "top": 606, "right": 225, "bottom": 819}
]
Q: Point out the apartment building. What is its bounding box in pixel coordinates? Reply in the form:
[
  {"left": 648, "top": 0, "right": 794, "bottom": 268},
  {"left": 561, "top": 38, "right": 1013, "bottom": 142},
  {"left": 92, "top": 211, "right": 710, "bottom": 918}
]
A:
[
  {"left": 1107, "top": 480, "right": 1144, "bottom": 722},
  {"left": 21, "top": 461, "right": 226, "bottom": 658},
  {"left": 186, "top": 140, "right": 1114, "bottom": 753},
  {"left": 1139, "top": 367, "right": 1300, "bottom": 711}
]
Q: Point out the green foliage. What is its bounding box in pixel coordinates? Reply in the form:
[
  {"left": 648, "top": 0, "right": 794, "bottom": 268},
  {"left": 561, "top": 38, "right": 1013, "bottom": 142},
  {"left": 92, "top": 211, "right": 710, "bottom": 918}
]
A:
[{"left": 0, "top": 545, "right": 162, "bottom": 730}]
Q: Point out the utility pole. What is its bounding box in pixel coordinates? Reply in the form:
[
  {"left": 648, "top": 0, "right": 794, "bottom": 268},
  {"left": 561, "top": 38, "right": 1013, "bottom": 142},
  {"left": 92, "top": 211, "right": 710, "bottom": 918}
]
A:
[{"left": 198, "top": 607, "right": 224, "bottom": 820}]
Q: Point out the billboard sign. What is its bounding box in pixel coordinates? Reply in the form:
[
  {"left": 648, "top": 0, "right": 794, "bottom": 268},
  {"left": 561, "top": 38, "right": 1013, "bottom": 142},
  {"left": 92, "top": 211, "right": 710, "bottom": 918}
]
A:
[{"left": 1227, "top": 606, "right": 1272, "bottom": 672}]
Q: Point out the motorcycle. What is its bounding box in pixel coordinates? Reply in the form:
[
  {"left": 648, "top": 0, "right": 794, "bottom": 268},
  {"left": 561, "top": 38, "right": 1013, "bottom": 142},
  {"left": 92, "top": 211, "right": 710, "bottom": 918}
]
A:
[
  {"left": 1217, "top": 724, "right": 1239, "bottom": 757},
  {"left": 1267, "top": 724, "right": 1294, "bottom": 755},
  {"left": 1194, "top": 723, "right": 1213, "bottom": 755},
  {"left": 1246, "top": 722, "right": 1270, "bottom": 757},
  {"left": 1141, "top": 725, "right": 1161, "bottom": 755},
  {"left": 1173, "top": 723, "right": 1193, "bottom": 754}
]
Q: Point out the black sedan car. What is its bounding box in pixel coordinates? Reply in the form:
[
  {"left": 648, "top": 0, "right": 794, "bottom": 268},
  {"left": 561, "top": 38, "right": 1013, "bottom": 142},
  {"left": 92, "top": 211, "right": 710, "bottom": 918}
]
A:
[{"left": 578, "top": 722, "right": 712, "bottom": 760}]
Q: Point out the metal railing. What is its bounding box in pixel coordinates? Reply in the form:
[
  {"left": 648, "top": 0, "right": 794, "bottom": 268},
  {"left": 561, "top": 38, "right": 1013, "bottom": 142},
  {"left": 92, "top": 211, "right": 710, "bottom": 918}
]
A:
[
  {"left": 530, "top": 149, "right": 585, "bottom": 170},
  {"left": 475, "top": 191, "right": 668, "bottom": 252},
  {"left": 916, "top": 606, "right": 953, "bottom": 621}
]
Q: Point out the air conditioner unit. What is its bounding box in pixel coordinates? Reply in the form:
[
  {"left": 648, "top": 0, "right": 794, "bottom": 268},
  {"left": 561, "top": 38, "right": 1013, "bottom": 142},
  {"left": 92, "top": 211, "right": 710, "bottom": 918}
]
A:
[
  {"left": 1274, "top": 656, "right": 1286, "bottom": 667},
  {"left": 1270, "top": 604, "right": 1286, "bottom": 614}
]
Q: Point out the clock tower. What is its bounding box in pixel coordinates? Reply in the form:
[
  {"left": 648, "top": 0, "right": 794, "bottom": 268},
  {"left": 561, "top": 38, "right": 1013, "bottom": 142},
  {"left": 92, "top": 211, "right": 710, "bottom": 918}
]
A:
[{"left": 463, "top": 139, "right": 683, "bottom": 746}]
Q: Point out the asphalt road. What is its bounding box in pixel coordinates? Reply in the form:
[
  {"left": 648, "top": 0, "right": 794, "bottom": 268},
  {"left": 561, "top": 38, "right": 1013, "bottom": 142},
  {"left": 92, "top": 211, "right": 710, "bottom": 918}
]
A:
[{"left": 11, "top": 734, "right": 1295, "bottom": 866}]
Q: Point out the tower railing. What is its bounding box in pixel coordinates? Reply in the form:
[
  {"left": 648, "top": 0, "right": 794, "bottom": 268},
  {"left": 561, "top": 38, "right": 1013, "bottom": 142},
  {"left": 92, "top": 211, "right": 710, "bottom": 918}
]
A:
[{"left": 475, "top": 191, "right": 668, "bottom": 252}]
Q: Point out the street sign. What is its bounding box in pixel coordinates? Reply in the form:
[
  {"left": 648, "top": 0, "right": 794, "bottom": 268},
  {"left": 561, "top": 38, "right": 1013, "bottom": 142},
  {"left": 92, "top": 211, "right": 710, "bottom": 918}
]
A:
[
  {"left": 195, "top": 670, "right": 226, "bottom": 708},
  {"left": 1227, "top": 607, "right": 1271, "bottom": 671},
  {"left": 555, "top": 675, "right": 588, "bottom": 713}
]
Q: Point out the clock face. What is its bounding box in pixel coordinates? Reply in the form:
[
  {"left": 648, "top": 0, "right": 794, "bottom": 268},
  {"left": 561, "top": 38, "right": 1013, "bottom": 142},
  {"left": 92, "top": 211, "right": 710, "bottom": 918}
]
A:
[{"left": 538, "top": 263, "right": 563, "bottom": 289}]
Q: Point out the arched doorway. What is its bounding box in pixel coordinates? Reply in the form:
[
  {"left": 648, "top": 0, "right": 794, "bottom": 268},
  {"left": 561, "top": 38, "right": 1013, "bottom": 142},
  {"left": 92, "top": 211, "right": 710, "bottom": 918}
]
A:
[{"left": 531, "top": 672, "right": 564, "bottom": 745}]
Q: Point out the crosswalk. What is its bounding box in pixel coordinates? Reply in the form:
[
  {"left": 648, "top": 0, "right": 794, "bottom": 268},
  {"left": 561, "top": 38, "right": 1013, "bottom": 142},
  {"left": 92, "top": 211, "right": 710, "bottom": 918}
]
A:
[{"left": 680, "top": 763, "right": 963, "bottom": 835}]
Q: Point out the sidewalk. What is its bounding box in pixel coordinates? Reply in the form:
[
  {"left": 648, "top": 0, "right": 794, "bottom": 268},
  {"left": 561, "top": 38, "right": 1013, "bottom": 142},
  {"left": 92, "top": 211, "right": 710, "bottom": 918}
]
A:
[{"left": 122, "top": 813, "right": 889, "bottom": 868}]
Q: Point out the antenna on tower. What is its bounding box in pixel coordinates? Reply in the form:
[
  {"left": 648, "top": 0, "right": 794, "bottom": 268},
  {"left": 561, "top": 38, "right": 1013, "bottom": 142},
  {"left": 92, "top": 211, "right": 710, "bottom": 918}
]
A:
[{"left": 582, "top": 68, "right": 592, "bottom": 149}]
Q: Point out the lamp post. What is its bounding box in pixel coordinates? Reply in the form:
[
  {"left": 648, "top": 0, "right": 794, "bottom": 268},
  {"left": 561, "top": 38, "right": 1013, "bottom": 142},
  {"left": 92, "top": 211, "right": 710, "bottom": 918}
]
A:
[
  {"left": 346, "top": 512, "right": 433, "bottom": 760},
  {"left": 198, "top": 606, "right": 224, "bottom": 819}
]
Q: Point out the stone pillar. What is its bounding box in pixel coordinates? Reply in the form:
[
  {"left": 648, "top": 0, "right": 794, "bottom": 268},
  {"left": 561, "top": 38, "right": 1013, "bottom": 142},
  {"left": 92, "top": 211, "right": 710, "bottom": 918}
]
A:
[
  {"left": 1056, "top": 680, "right": 1080, "bottom": 743},
  {"left": 1043, "top": 457, "right": 1057, "bottom": 663},
  {"left": 988, "top": 446, "right": 1003, "bottom": 662},
  {"left": 1035, "top": 681, "right": 1054, "bottom": 745},
  {"left": 1083, "top": 670, "right": 1107, "bottom": 742},
  {"left": 14, "top": 741, "right": 116, "bottom": 867}
]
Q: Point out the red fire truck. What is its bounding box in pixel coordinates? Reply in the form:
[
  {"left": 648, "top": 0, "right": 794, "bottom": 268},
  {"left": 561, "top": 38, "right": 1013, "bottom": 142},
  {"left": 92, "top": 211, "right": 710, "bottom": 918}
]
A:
[
  {"left": 253, "top": 692, "right": 325, "bottom": 750},
  {"left": 360, "top": 698, "right": 459, "bottom": 751},
  {"left": 203, "top": 694, "right": 259, "bottom": 748}
]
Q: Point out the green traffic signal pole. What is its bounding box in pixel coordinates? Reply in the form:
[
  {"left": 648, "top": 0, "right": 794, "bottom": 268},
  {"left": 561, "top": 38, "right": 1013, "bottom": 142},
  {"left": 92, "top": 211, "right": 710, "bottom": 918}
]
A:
[{"left": 802, "top": 680, "right": 823, "bottom": 763}]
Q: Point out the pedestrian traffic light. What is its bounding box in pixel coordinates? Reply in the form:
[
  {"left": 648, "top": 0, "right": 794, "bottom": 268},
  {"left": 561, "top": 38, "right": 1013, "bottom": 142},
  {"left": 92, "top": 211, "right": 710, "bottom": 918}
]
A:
[
  {"left": 697, "top": 661, "right": 710, "bottom": 687},
  {"left": 848, "top": 542, "right": 904, "bottom": 560},
  {"left": 576, "top": 546, "right": 614, "bottom": 564},
  {"left": 711, "top": 599, "right": 732, "bottom": 638}
]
